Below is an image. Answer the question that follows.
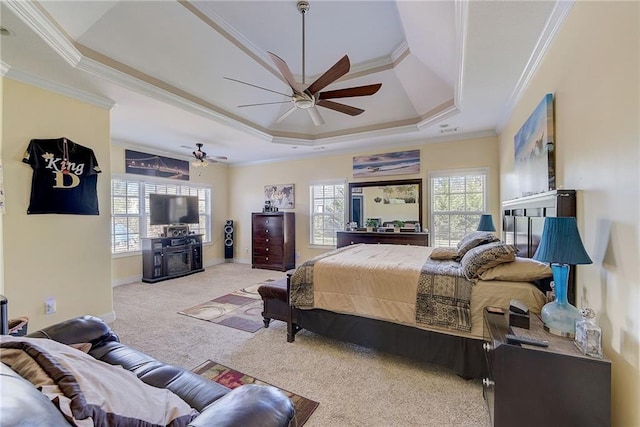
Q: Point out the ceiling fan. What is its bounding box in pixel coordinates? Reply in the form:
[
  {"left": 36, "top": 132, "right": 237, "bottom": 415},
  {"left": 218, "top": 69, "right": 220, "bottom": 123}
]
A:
[
  {"left": 224, "top": 1, "right": 382, "bottom": 126},
  {"left": 181, "top": 143, "right": 228, "bottom": 167}
]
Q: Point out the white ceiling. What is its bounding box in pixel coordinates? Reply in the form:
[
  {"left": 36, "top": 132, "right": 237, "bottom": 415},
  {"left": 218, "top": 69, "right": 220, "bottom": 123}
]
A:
[{"left": 0, "top": 1, "right": 570, "bottom": 165}]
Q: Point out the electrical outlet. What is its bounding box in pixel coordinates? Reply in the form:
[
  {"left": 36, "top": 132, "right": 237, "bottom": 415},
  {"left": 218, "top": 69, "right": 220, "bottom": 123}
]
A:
[{"left": 45, "top": 298, "right": 56, "bottom": 314}]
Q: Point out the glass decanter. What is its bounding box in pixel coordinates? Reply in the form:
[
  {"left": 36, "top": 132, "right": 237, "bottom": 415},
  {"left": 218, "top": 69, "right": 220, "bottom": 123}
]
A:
[{"left": 574, "top": 308, "right": 603, "bottom": 358}]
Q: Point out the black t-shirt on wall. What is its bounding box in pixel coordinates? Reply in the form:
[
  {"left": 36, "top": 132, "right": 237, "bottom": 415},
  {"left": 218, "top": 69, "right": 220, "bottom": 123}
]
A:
[{"left": 22, "top": 137, "right": 102, "bottom": 215}]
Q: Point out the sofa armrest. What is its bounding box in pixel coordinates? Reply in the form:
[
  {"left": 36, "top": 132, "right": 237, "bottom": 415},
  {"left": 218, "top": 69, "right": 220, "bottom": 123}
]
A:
[
  {"left": 189, "top": 384, "right": 295, "bottom": 427},
  {"left": 27, "top": 315, "right": 118, "bottom": 348}
]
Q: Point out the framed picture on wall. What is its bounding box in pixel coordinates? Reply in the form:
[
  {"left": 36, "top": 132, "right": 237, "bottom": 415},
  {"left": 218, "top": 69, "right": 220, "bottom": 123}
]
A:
[
  {"left": 514, "top": 93, "right": 556, "bottom": 197},
  {"left": 264, "top": 184, "right": 295, "bottom": 209},
  {"left": 125, "top": 149, "right": 189, "bottom": 181},
  {"left": 353, "top": 149, "right": 420, "bottom": 178}
]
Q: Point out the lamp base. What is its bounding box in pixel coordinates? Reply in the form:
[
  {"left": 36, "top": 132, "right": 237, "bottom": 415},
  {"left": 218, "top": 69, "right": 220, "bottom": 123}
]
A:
[{"left": 540, "top": 300, "right": 581, "bottom": 338}]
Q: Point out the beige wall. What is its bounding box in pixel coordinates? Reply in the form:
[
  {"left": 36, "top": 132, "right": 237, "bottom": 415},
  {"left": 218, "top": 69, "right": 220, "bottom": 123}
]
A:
[
  {"left": 110, "top": 144, "right": 230, "bottom": 284},
  {"left": 1, "top": 78, "right": 113, "bottom": 331},
  {"left": 498, "top": 2, "right": 639, "bottom": 425},
  {"left": 229, "top": 136, "right": 499, "bottom": 264}
]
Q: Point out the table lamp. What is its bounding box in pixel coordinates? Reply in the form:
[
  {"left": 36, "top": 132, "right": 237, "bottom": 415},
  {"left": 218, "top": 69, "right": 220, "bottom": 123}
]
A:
[
  {"left": 533, "top": 217, "right": 592, "bottom": 337},
  {"left": 477, "top": 214, "right": 496, "bottom": 232}
]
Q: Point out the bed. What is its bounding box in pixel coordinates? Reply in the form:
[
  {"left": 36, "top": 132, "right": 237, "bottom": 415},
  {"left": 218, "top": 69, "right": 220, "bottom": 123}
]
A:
[{"left": 286, "top": 190, "right": 576, "bottom": 379}]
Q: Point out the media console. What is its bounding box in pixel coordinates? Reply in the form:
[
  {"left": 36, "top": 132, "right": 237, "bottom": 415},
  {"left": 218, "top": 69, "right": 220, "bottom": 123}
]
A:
[{"left": 141, "top": 234, "right": 204, "bottom": 283}]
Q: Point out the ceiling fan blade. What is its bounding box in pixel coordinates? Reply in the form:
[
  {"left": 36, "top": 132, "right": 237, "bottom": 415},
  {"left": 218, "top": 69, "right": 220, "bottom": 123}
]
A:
[
  {"left": 275, "top": 105, "right": 298, "bottom": 124},
  {"left": 207, "top": 156, "right": 228, "bottom": 161},
  {"left": 308, "top": 107, "right": 325, "bottom": 126},
  {"left": 237, "top": 101, "right": 292, "bottom": 108},
  {"left": 267, "top": 52, "right": 302, "bottom": 93},
  {"left": 224, "top": 76, "right": 291, "bottom": 97},
  {"left": 319, "top": 83, "right": 382, "bottom": 100},
  {"left": 306, "top": 55, "right": 350, "bottom": 95},
  {"left": 317, "top": 99, "right": 364, "bottom": 116}
]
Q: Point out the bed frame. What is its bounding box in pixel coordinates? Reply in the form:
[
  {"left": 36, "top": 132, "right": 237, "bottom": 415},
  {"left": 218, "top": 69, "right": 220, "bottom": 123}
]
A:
[{"left": 287, "top": 190, "right": 577, "bottom": 379}]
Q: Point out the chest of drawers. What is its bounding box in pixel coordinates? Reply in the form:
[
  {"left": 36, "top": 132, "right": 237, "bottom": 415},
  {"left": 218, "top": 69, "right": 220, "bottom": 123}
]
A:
[{"left": 251, "top": 212, "right": 295, "bottom": 271}]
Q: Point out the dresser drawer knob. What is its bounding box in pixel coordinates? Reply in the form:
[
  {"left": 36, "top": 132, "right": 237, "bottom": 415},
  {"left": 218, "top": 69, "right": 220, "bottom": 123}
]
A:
[
  {"left": 266, "top": 257, "right": 269, "bottom": 261},
  {"left": 482, "top": 378, "right": 494, "bottom": 388},
  {"left": 483, "top": 342, "right": 493, "bottom": 352},
  {"left": 266, "top": 238, "right": 269, "bottom": 242},
  {"left": 266, "top": 229, "right": 269, "bottom": 233},
  {"left": 266, "top": 248, "right": 269, "bottom": 252}
]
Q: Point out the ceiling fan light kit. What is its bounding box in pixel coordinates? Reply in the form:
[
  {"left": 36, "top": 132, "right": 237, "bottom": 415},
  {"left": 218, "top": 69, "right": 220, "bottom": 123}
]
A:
[
  {"left": 184, "top": 143, "right": 227, "bottom": 167},
  {"left": 225, "top": 0, "right": 381, "bottom": 126}
]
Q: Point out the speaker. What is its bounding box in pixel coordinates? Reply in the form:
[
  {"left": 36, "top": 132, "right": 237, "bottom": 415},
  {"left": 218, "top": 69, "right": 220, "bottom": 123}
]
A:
[
  {"left": 224, "top": 220, "right": 234, "bottom": 259},
  {"left": 164, "top": 225, "right": 189, "bottom": 238}
]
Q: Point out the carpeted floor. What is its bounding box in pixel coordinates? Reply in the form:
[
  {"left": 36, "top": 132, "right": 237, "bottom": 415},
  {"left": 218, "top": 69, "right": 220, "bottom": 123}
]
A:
[{"left": 110, "top": 263, "right": 489, "bottom": 427}]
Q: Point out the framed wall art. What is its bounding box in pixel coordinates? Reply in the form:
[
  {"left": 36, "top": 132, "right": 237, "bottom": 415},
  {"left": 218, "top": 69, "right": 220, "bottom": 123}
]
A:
[
  {"left": 514, "top": 93, "right": 556, "bottom": 197},
  {"left": 125, "top": 149, "right": 189, "bottom": 181},
  {"left": 353, "top": 149, "right": 420, "bottom": 178},
  {"left": 264, "top": 184, "right": 295, "bottom": 209}
]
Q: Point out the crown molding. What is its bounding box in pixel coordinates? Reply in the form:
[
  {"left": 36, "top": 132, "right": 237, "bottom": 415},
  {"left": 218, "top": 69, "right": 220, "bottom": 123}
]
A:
[
  {"left": 0, "top": 61, "right": 10, "bottom": 77},
  {"left": 495, "top": 0, "right": 574, "bottom": 133},
  {"left": 4, "top": 0, "right": 82, "bottom": 66},
  {"left": 454, "top": 0, "right": 469, "bottom": 109},
  {"left": 4, "top": 68, "right": 116, "bottom": 110},
  {"left": 75, "top": 55, "right": 272, "bottom": 142}
]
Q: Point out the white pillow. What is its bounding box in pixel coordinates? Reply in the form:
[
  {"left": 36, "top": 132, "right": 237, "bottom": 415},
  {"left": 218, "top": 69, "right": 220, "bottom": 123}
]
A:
[{"left": 478, "top": 257, "right": 552, "bottom": 281}]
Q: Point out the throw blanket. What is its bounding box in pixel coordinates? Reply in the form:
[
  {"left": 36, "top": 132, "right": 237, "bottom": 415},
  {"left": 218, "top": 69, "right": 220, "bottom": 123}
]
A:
[
  {"left": 290, "top": 244, "right": 473, "bottom": 333},
  {"left": 1, "top": 335, "right": 198, "bottom": 427},
  {"left": 416, "top": 258, "right": 474, "bottom": 332}
]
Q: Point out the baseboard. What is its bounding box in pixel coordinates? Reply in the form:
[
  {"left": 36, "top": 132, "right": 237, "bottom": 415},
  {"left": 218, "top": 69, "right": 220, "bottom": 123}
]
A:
[
  {"left": 112, "top": 275, "right": 142, "bottom": 287},
  {"left": 98, "top": 310, "right": 116, "bottom": 324}
]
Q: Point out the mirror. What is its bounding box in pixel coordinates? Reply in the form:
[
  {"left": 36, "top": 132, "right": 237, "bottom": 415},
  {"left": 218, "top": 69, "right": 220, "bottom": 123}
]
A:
[{"left": 348, "top": 179, "right": 423, "bottom": 229}]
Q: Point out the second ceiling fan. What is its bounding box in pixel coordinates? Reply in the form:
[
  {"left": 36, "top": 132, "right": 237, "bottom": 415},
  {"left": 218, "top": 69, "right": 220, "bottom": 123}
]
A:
[{"left": 225, "top": 1, "right": 382, "bottom": 126}]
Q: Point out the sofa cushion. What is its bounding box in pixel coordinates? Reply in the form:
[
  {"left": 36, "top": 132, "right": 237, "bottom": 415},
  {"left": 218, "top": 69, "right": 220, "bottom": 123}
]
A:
[{"left": 0, "top": 335, "right": 198, "bottom": 427}]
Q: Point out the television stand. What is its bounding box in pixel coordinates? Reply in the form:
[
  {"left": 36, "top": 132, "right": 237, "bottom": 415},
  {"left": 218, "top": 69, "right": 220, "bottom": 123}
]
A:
[{"left": 141, "top": 234, "right": 204, "bottom": 283}]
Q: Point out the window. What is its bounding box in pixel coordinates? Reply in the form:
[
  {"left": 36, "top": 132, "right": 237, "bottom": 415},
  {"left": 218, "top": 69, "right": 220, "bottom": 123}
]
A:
[
  {"left": 430, "top": 169, "right": 488, "bottom": 247},
  {"left": 111, "top": 178, "right": 211, "bottom": 254},
  {"left": 310, "top": 182, "right": 345, "bottom": 246}
]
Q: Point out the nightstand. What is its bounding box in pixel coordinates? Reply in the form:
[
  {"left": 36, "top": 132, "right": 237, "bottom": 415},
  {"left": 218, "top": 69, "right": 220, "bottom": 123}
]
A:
[{"left": 482, "top": 307, "right": 611, "bottom": 427}]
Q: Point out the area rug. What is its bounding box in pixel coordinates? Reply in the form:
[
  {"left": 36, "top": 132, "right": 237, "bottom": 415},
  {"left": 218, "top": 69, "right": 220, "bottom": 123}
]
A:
[
  {"left": 193, "top": 360, "right": 319, "bottom": 426},
  {"left": 178, "top": 280, "right": 274, "bottom": 332}
]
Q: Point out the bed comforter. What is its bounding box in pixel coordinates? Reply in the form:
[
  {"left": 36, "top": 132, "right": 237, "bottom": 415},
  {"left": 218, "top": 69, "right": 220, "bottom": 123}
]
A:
[{"left": 290, "top": 243, "right": 546, "bottom": 338}]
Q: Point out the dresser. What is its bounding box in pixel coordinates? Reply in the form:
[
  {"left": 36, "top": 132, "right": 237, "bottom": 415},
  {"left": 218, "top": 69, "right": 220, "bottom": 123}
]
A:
[
  {"left": 336, "top": 230, "right": 429, "bottom": 248},
  {"left": 251, "top": 212, "right": 295, "bottom": 271}
]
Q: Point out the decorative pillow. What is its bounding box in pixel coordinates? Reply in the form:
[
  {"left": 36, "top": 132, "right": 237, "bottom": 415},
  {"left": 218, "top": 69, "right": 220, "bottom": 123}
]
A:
[
  {"left": 456, "top": 231, "right": 501, "bottom": 259},
  {"left": 0, "top": 336, "right": 198, "bottom": 426},
  {"left": 478, "top": 257, "right": 552, "bottom": 281},
  {"left": 429, "top": 247, "right": 459, "bottom": 260},
  {"left": 460, "top": 242, "right": 518, "bottom": 280}
]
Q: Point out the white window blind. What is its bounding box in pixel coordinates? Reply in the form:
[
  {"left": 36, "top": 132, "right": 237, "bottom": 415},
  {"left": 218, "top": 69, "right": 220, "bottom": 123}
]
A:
[
  {"left": 111, "top": 178, "right": 211, "bottom": 254},
  {"left": 430, "top": 169, "right": 488, "bottom": 247},
  {"left": 310, "top": 182, "right": 345, "bottom": 246}
]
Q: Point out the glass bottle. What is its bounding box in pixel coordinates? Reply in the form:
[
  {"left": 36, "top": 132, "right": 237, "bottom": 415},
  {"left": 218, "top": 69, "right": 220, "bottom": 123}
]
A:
[{"left": 574, "top": 308, "right": 603, "bottom": 358}]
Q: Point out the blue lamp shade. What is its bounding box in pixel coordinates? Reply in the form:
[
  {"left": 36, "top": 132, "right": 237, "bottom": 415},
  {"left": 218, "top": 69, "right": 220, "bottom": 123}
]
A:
[
  {"left": 477, "top": 214, "right": 496, "bottom": 232},
  {"left": 533, "top": 217, "right": 592, "bottom": 337}
]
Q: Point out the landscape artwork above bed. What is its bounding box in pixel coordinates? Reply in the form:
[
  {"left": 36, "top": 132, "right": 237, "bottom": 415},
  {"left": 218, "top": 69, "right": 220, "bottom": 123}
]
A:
[
  {"left": 353, "top": 149, "right": 420, "bottom": 178},
  {"left": 514, "top": 93, "right": 556, "bottom": 197}
]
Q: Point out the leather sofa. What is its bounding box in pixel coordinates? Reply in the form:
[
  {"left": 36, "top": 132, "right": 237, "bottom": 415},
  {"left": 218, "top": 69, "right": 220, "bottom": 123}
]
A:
[{"left": 0, "top": 315, "right": 295, "bottom": 427}]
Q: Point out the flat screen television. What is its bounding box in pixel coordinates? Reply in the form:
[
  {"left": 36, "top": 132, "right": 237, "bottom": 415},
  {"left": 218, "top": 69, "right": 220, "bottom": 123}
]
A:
[{"left": 149, "top": 194, "right": 199, "bottom": 225}]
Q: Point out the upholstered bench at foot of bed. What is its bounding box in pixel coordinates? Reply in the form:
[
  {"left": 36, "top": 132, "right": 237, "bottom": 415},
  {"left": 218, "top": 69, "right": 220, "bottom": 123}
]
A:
[{"left": 257, "top": 273, "right": 300, "bottom": 342}]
